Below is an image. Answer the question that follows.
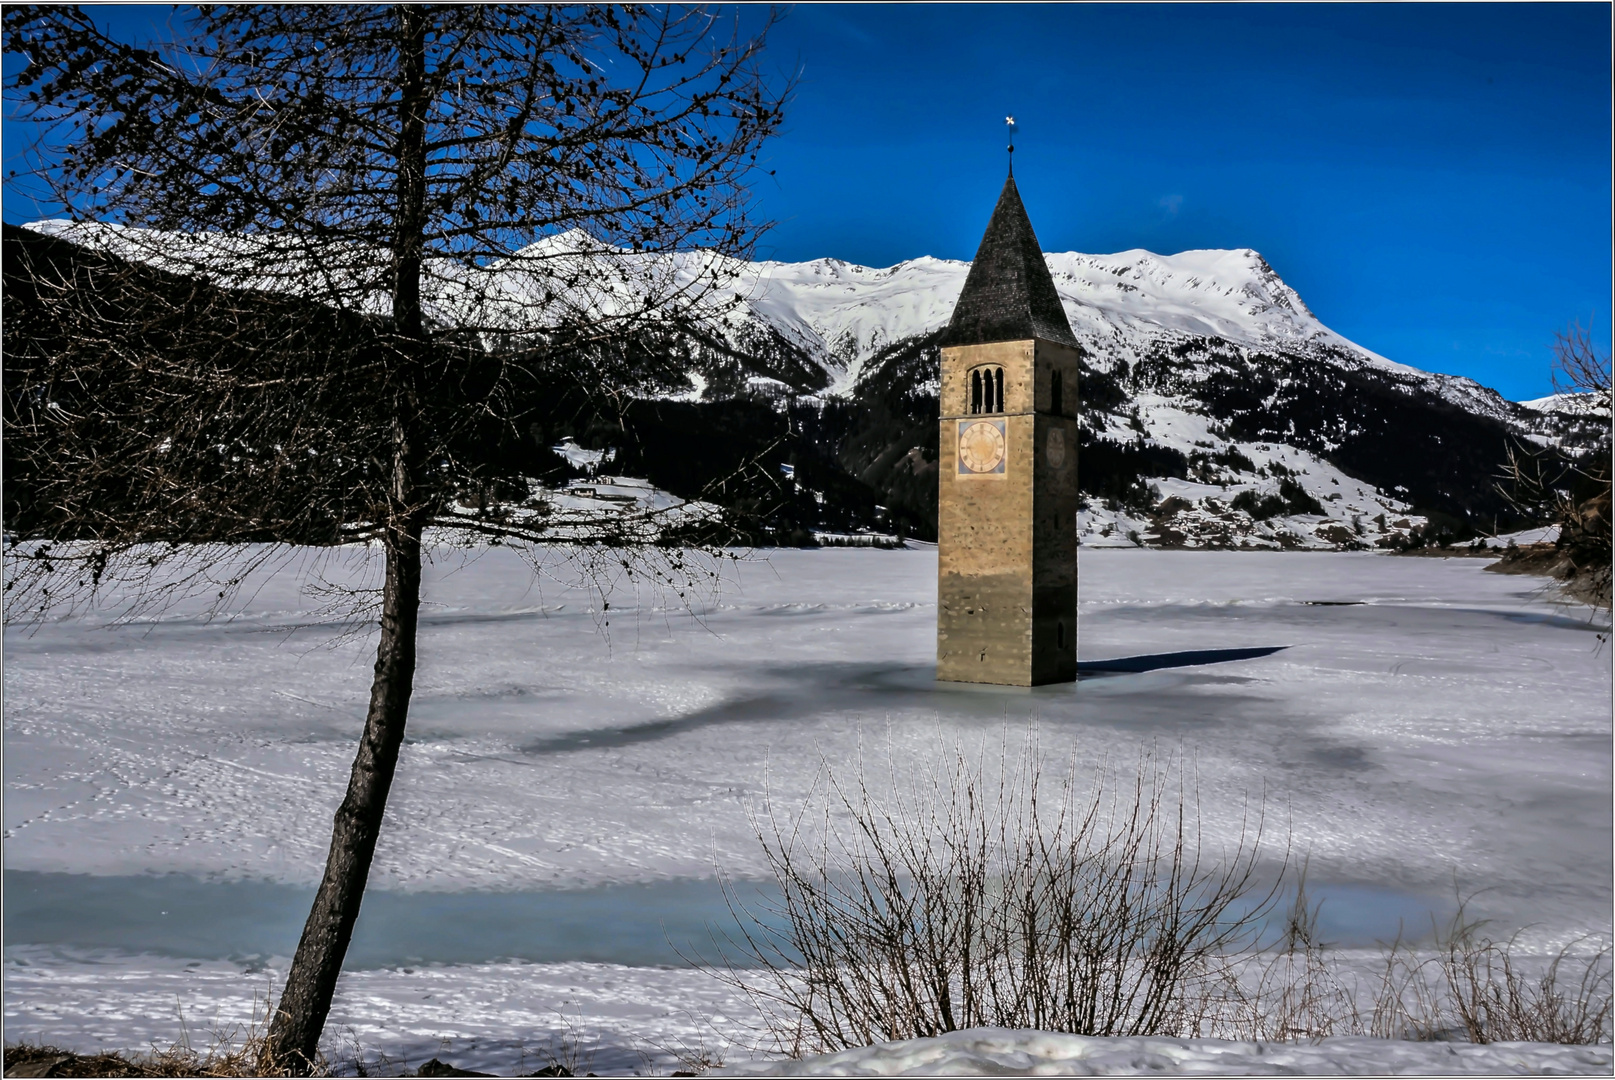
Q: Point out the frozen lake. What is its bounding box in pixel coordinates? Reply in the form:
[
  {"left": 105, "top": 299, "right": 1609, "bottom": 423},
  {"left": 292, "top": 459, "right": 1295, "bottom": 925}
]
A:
[{"left": 4, "top": 546, "right": 1610, "bottom": 1072}]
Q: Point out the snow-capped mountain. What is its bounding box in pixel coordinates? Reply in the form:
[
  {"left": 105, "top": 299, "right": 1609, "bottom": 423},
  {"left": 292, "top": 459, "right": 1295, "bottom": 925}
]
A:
[
  {"left": 717, "top": 247, "right": 1394, "bottom": 390},
  {"left": 18, "top": 219, "right": 1597, "bottom": 551},
  {"left": 703, "top": 246, "right": 1544, "bottom": 428},
  {"left": 686, "top": 244, "right": 1596, "bottom": 551},
  {"left": 16, "top": 217, "right": 1540, "bottom": 426}
]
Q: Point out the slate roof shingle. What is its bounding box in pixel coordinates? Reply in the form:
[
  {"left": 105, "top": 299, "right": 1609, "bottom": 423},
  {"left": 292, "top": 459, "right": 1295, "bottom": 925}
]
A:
[{"left": 940, "top": 174, "right": 1079, "bottom": 350}]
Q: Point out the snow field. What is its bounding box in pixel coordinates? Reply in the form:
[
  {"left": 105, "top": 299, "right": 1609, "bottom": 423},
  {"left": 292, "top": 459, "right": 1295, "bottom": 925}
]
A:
[
  {"left": 724, "top": 1027, "right": 1614, "bottom": 1076},
  {"left": 4, "top": 545, "right": 1611, "bottom": 1072},
  {"left": 2, "top": 949, "right": 766, "bottom": 1076}
]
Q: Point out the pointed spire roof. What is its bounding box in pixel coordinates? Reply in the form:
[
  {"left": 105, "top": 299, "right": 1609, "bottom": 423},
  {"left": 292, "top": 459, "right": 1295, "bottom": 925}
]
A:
[{"left": 940, "top": 175, "right": 1078, "bottom": 349}]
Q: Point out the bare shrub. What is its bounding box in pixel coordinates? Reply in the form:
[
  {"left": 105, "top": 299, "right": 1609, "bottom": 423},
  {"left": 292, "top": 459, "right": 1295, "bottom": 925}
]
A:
[
  {"left": 1372, "top": 900, "right": 1613, "bottom": 1045},
  {"left": 714, "top": 736, "right": 1284, "bottom": 1056},
  {"left": 707, "top": 737, "right": 1613, "bottom": 1057}
]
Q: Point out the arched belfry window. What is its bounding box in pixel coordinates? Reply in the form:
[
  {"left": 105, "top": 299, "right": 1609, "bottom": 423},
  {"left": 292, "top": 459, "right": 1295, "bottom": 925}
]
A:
[
  {"left": 969, "top": 366, "right": 1004, "bottom": 414},
  {"left": 1050, "top": 369, "right": 1063, "bottom": 415}
]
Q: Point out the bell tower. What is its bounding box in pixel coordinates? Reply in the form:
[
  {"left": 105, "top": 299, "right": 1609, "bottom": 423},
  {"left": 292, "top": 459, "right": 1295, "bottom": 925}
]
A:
[{"left": 936, "top": 174, "right": 1080, "bottom": 686}]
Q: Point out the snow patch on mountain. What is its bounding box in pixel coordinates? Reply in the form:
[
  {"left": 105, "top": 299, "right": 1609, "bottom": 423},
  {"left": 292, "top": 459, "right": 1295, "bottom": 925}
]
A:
[
  {"left": 22, "top": 219, "right": 750, "bottom": 336},
  {"left": 1078, "top": 398, "right": 1424, "bottom": 551},
  {"left": 1519, "top": 391, "right": 1610, "bottom": 416}
]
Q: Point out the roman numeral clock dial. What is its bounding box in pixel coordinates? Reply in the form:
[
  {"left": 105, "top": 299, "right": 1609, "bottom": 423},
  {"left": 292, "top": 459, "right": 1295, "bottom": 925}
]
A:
[{"left": 958, "top": 419, "right": 1007, "bottom": 474}]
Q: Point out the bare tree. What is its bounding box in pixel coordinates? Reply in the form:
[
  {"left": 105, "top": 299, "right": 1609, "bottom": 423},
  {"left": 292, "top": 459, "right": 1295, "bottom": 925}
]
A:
[
  {"left": 1497, "top": 321, "right": 1610, "bottom": 606},
  {"left": 1550, "top": 321, "right": 1613, "bottom": 414},
  {"left": 3, "top": 4, "right": 787, "bottom": 1069},
  {"left": 1549, "top": 323, "right": 1612, "bottom": 600}
]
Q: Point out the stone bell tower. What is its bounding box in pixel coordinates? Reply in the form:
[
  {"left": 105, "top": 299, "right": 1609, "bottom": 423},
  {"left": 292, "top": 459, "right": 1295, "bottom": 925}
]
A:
[{"left": 936, "top": 174, "right": 1080, "bottom": 686}]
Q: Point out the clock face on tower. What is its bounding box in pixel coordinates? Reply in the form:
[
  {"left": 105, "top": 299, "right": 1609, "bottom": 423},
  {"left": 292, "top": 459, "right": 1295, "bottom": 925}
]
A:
[{"left": 957, "top": 419, "right": 1007, "bottom": 475}]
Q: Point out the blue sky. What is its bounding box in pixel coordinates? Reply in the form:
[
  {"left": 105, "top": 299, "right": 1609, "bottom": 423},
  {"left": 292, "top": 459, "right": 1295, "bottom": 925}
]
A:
[
  {"left": 747, "top": 4, "right": 1612, "bottom": 401},
  {"left": 5, "top": 4, "right": 1610, "bottom": 399}
]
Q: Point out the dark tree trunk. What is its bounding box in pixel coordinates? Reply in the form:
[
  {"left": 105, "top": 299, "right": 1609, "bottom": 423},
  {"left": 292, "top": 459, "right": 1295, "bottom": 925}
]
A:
[
  {"left": 265, "top": 509, "right": 422, "bottom": 1070},
  {"left": 390, "top": 5, "right": 429, "bottom": 343},
  {"left": 267, "top": 9, "right": 433, "bottom": 1071}
]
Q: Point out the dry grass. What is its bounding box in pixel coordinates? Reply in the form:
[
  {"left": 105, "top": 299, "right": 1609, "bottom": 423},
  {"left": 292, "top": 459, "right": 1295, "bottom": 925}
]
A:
[
  {"left": 1370, "top": 901, "right": 1613, "bottom": 1044},
  {"left": 2, "top": 1038, "right": 322, "bottom": 1078},
  {"left": 1197, "top": 865, "right": 1364, "bottom": 1042},
  {"left": 3, "top": 996, "right": 327, "bottom": 1078}
]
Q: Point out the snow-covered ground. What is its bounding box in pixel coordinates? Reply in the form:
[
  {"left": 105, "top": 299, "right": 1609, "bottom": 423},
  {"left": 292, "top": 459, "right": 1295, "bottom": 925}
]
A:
[
  {"left": 727, "top": 1027, "right": 1613, "bottom": 1076},
  {"left": 4, "top": 546, "right": 1610, "bottom": 1074}
]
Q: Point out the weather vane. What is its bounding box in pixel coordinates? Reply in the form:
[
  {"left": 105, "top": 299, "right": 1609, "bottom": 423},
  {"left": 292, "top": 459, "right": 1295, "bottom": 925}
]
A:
[{"left": 1005, "top": 115, "right": 1017, "bottom": 176}]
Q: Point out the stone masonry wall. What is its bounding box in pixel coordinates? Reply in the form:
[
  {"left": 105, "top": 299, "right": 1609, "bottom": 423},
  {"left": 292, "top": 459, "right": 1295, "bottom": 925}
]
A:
[{"left": 937, "top": 339, "right": 1080, "bottom": 685}]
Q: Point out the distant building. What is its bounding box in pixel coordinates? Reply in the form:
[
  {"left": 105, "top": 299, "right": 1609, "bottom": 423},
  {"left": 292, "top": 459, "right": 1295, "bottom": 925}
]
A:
[{"left": 936, "top": 174, "right": 1080, "bottom": 685}]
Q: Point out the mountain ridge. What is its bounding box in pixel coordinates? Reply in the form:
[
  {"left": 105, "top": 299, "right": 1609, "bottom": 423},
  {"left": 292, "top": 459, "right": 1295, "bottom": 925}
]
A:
[
  {"left": 18, "top": 220, "right": 1601, "bottom": 551},
  {"left": 21, "top": 217, "right": 1550, "bottom": 420},
  {"left": 706, "top": 244, "right": 1539, "bottom": 427}
]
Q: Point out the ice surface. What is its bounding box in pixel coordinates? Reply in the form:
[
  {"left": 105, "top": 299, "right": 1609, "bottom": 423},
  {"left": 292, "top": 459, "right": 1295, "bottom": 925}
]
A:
[
  {"left": 4, "top": 871, "right": 788, "bottom": 969},
  {"left": 5, "top": 546, "right": 1610, "bottom": 1071}
]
